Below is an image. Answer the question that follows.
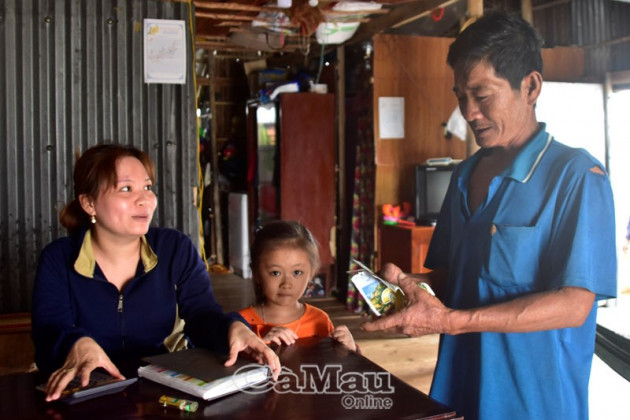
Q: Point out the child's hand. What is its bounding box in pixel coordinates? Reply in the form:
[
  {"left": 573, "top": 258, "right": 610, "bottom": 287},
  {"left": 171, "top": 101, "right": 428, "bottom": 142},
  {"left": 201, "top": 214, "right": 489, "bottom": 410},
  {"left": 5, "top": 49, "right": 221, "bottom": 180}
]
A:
[
  {"left": 332, "top": 325, "right": 357, "bottom": 352},
  {"left": 263, "top": 327, "right": 299, "bottom": 346}
]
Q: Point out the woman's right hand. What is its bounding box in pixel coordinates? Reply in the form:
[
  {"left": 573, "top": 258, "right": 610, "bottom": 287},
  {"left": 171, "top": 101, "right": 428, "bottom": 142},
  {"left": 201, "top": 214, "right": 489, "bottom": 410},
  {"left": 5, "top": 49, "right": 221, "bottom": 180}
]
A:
[
  {"left": 45, "top": 337, "right": 124, "bottom": 401},
  {"left": 262, "top": 326, "right": 299, "bottom": 346}
]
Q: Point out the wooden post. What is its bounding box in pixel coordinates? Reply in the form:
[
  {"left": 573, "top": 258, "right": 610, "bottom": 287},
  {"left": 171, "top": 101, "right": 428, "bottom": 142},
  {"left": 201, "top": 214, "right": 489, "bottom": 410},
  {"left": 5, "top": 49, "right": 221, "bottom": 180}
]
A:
[
  {"left": 208, "top": 53, "right": 225, "bottom": 266},
  {"left": 521, "top": 0, "right": 533, "bottom": 24},
  {"left": 603, "top": 72, "right": 612, "bottom": 172},
  {"left": 464, "top": 0, "right": 483, "bottom": 156},
  {"left": 467, "top": 0, "right": 483, "bottom": 20},
  {"left": 335, "top": 45, "right": 346, "bottom": 292}
]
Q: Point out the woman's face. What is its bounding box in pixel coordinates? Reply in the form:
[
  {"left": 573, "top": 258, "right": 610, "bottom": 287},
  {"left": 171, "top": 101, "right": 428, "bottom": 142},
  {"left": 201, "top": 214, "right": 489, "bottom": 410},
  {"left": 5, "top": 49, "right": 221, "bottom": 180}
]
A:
[{"left": 89, "top": 156, "right": 157, "bottom": 240}]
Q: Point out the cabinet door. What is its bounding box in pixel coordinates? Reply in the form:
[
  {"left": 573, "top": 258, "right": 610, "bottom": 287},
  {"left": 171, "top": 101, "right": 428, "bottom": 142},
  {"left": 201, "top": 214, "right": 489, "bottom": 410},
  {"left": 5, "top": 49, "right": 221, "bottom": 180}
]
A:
[
  {"left": 279, "top": 93, "right": 335, "bottom": 268},
  {"left": 378, "top": 225, "right": 434, "bottom": 273}
]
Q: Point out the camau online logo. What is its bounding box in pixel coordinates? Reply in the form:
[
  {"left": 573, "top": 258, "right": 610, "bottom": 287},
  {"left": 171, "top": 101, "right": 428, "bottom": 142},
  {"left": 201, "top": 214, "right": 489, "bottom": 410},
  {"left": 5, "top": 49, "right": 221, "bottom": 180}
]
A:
[{"left": 234, "top": 364, "right": 395, "bottom": 410}]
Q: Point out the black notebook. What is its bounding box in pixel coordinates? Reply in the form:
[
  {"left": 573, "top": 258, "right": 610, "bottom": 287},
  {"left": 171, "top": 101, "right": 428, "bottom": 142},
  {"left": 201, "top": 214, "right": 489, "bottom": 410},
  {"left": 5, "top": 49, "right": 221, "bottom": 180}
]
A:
[{"left": 137, "top": 348, "right": 270, "bottom": 401}]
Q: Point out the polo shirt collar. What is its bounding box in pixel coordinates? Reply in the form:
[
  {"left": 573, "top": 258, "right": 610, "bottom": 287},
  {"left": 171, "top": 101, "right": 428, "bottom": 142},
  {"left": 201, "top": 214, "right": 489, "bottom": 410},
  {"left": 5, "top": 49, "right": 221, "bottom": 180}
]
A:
[
  {"left": 503, "top": 123, "right": 553, "bottom": 183},
  {"left": 74, "top": 229, "right": 158, "bottom": 278}
]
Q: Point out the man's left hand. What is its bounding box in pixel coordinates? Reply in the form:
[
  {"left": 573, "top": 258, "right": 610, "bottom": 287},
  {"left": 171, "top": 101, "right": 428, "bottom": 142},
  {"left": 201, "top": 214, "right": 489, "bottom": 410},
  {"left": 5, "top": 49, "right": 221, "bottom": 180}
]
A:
[{"left": 362, "top": 273, "right": 452, "bottom": 337}]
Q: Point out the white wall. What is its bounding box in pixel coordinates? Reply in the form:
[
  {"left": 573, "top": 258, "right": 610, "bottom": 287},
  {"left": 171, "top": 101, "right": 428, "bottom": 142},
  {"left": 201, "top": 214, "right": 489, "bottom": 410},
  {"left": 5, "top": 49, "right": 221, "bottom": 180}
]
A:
[{"left": 537, "top": 81, "right": 606, "bottom": 164}]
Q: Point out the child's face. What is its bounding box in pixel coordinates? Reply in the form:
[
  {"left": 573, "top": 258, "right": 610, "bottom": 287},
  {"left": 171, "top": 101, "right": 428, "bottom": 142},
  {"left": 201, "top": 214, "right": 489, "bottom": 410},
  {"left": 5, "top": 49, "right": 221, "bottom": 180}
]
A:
[{"left": 256, "top": 245, "right": 314, "bottom": 307}]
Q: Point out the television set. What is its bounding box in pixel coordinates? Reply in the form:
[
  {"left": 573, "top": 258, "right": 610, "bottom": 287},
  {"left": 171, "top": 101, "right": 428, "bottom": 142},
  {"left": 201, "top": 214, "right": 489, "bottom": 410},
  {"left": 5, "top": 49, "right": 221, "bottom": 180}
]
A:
[{"left": 414, "top": 163, "right": 458, "bottom": 225}]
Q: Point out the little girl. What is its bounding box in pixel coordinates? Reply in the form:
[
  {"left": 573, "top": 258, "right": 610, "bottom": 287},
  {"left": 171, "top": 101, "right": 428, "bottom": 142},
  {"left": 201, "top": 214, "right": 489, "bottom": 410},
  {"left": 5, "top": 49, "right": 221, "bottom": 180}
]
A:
[{"left": 239, "top": 220, "right": 357, "bottom": 351}]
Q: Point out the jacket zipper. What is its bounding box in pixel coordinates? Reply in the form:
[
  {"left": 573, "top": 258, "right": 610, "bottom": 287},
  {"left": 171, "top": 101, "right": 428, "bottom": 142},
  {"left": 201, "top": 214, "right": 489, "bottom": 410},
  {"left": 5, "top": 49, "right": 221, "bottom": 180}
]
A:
[{"left": 118, "top": 293, "right": 125, "bottom": 349}]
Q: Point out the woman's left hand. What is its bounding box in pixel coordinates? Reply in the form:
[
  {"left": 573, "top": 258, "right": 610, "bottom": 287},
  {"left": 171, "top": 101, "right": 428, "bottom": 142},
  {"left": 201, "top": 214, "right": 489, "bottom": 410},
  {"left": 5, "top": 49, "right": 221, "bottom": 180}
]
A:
[{"left": 225, "top": 321, "right": 281, "bottom": 380}]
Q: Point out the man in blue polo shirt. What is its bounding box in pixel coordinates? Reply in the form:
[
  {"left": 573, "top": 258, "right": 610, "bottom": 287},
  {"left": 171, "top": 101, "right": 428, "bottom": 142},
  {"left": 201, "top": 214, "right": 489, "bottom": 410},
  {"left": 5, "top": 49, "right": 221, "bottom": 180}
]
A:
[{"left": 364, "top": 12, "right": 617, "bottom": 420}]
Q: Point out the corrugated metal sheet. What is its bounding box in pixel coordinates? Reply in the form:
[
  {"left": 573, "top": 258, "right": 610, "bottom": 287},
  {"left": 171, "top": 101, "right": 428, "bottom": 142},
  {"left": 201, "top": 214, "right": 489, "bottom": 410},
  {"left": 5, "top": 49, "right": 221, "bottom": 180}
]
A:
[
  {"left": 607, "top": 0, "right": 630, "bottom": 72},
  {"left": 0, "top": 0, "right": 199, "bottom": 313},
  {"left": 573, "top": 0, "right": 612, "bottom": 78},
  {"left": 534, "top": 0, "right": 630, "bottom": 78},
  {"left": 534, "top": 2, "right": 574, "bottom": 47}
]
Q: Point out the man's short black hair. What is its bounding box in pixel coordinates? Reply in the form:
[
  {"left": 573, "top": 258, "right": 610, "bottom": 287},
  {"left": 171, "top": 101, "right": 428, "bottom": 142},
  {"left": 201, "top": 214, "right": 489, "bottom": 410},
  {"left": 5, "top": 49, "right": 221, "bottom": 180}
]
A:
[{"left": 447, "top": 11, "right": 543, "bottom": 90}]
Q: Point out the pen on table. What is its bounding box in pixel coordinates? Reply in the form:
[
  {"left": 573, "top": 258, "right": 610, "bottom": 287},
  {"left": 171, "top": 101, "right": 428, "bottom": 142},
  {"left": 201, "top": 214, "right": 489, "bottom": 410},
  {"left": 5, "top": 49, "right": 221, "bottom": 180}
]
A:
[{"left": 159, "top": 395, "right": 199, "bottom": 412}]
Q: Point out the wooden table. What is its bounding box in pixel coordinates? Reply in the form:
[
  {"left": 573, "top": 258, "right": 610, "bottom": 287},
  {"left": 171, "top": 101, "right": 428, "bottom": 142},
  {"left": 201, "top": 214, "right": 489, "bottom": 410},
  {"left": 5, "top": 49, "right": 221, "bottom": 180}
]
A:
[{"left": 0, "top": 337, "right": 457, "bottom": 419}]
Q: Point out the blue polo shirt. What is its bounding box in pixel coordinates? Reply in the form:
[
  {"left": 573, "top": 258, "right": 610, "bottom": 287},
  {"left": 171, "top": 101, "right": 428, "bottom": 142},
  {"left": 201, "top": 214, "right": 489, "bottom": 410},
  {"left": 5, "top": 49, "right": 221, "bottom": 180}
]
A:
[{"left": 425, "top": 124, "right": 617, "bottom": 420}]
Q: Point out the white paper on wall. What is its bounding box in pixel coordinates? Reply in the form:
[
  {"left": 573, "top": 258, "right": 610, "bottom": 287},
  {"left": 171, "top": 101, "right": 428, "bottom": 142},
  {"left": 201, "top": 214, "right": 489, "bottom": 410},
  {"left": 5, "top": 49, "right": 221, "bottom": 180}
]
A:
[
  {"left": 379, "top": 97, "right": 405, "bottom": 139},
  {"left": 144, "top": 19, "right": 187, "bottom": 84}
]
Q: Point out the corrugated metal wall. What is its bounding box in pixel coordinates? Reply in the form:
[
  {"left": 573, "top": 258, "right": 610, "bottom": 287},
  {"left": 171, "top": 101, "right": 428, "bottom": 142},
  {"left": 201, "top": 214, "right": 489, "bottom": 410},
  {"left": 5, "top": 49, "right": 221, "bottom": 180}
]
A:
[
  {"left": 0, "top": 0, "right": 199, "bottom": 313},
  {"left": 606, "top": 0, "right": 630, "bottom": 72},
  {"left": 572, "top": 0, "right": 613, "bottom": 78},
  {"left": 534, "top": 0, "right": 630, "bottom": 78}
]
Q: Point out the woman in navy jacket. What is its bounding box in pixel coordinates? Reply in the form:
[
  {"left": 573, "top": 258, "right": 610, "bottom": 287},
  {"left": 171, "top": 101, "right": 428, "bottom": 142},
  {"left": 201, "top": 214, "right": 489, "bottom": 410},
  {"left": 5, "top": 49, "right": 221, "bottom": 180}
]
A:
[{"left": 32, "top": 144, "right": 280, "bottom": 401}]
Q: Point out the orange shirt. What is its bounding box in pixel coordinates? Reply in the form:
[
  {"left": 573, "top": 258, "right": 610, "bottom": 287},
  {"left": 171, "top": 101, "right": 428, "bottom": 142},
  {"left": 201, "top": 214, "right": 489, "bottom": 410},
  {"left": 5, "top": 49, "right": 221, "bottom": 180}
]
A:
[{"left": 239, "top": 303, "right": 334, "bottom": 340}]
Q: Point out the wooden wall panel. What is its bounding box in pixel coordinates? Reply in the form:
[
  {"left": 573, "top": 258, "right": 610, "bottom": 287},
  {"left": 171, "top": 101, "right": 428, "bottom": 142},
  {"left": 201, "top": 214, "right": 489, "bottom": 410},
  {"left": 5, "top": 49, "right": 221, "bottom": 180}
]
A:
[
  {"left": 373, "top": 35, "right": 467, "bottom": 211},
  {"left": 375, "top": 165, "right": 401, "bottom": 209},
  {"left": 542, "top": 46, "right": 585, "bottom": 82}
]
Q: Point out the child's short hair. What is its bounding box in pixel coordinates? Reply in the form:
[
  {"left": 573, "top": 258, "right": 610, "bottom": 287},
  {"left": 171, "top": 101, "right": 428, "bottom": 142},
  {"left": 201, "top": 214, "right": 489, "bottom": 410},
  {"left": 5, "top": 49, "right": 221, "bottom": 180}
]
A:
[{"left": 250, "top": 220, "right": 320, "bottom": 276}]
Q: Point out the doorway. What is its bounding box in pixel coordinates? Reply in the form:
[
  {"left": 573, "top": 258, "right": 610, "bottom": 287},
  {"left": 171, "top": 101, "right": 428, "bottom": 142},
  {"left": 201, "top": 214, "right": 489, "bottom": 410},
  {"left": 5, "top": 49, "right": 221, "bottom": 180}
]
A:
[
  {"left": 537, "top": 81, "right": 629, "bottom": 300},
  {"left": 607, "top": 87, "right": 630, "bottom": 299}
]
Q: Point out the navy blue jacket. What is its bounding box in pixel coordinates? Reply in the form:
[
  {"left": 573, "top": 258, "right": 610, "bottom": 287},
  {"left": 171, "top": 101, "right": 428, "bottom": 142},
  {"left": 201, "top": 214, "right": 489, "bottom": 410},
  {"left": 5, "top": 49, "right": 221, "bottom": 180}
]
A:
[{"left": 32, "top": 227, "right": 244, "bottom": 374}]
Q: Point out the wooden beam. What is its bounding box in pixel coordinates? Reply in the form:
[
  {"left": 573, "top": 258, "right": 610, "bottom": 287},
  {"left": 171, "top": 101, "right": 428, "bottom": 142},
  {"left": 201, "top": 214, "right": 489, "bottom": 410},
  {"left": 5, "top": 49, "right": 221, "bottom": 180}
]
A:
[
  {"left": 348, "top": 0, "right": 462, "bottom": 46},
  {"left": 583, "top": 34, "right": 630, "bottom": 49},
  {"left": 195, "top": 11, "right": 256, "bottom": 21},
  {"left": 215, "top": 21, "right": 247, "bottom": 27},
  {"left": 324, "top": 9, "right": 389, "bottom": 16},
  {"left": 194, "top": 1, "right": 388, "bottom": 16},
  {"left": 196, "top": 10, "right": 372, "bottom": 24},
  {"left": 391, "top": 0, "right": 462, "bottom": 29},
  {"left": 194, "top": 1, "right": 264, "bottom": 12},
  {"left": 196, "top": 35, "right": 229, "bottom": 42},
  {"left": 532, "top": 0, "right": 571, "bottom": 11},
  {"left": 608, "top": 70, "right": 630, "bottom": 87}
]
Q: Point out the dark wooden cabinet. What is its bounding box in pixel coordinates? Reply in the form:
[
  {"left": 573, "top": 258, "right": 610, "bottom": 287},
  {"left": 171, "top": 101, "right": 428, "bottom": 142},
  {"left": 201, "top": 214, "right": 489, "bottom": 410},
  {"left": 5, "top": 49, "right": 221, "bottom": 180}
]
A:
[
  {"left": 247, "top": 93, "right": 336, "bottom": 290},
  {"left": 278, "top": 93, "right": 335, "bottom": 270},
  {"left": 377, "top": 224, "right": 434, "bottom": 273}
]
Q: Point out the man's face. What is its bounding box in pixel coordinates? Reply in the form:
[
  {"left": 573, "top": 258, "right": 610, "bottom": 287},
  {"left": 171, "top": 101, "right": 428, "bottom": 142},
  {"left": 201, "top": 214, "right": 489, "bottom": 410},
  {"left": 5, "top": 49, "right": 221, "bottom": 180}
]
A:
[{"left": 453, "top": 61, "right": 534, "bottom": 149}]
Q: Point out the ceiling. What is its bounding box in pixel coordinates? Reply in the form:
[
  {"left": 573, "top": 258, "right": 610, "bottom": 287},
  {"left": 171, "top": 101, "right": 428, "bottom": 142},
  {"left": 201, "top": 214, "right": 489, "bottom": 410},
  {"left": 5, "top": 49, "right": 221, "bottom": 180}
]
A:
[{"left": 192, "top": 0, "right": 468, "bottom": 60}]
